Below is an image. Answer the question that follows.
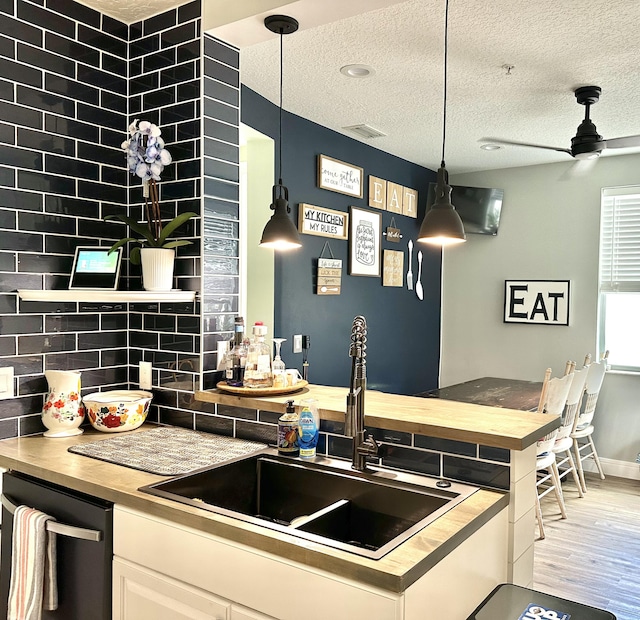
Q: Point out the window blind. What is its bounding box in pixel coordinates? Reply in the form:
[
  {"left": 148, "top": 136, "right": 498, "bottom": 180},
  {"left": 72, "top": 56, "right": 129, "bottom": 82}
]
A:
[{"left": 600, "top": 187, "right": 640, "bottom": 292}]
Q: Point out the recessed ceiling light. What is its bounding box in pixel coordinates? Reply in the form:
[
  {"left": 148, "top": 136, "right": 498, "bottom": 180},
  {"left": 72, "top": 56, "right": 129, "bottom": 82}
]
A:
[
  {"left": 480, "top": 144, "right": 502, "bottom": 151},
  {"left": 340, "top": 64, "right": 375, "bottom": 78}
]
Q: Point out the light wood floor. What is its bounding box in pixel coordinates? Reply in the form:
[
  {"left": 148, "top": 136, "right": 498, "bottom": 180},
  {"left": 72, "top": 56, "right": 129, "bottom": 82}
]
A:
[{"left": 533, "top": 472, "right": 640, "bottom": 620}]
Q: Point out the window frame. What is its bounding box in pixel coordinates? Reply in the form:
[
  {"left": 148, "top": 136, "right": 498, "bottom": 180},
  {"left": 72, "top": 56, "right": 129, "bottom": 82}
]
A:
[{"left": 598, "top": 186, "right": 640, "bottom": 372}]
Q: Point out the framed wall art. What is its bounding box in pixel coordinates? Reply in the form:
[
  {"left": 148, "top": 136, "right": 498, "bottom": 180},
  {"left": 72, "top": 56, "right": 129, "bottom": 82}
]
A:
[
  {"left": 504, "top": 280, "right": 570, "bottom": 325},
  {"left": 298, "top": 203, "right": 348, "bottom": 240},
  {"left": 318, "top": 154, "right": 364, "bottom": 198},
  {"left": 349, "top": 206, "right": 381, "bottom": 277}
]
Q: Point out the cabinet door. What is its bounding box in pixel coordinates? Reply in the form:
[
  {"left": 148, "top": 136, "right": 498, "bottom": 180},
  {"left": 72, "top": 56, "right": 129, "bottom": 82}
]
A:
[
  {"left": 113, "top": 558, "right": 231, "bottom": 620},
  {"left": 231, "top": 605, "right": 277, "bottom": 620}
]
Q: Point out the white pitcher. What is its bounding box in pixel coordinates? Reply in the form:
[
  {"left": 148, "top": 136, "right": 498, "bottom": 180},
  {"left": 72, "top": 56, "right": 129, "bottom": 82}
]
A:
[{"left": 41, "top": 370, "right": 85, "bottom": 437}]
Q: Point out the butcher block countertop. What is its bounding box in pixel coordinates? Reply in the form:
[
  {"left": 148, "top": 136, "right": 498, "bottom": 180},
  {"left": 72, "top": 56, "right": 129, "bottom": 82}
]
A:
[
  {"left": 195, "top": 383, "right": 559, "bottom": 451},
  {"left": 0, "top": 426, "right": 508, "bottom": 593}
]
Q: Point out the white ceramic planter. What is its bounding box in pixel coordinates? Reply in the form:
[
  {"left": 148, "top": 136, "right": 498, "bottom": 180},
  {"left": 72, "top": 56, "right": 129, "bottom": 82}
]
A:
[{"left": 140, "top": 247, "right": 175, "bottom": 291}]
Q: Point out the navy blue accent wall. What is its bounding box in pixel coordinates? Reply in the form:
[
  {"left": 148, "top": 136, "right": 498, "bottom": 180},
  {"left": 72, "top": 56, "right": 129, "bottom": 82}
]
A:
[{"left": 241, "top": 86, "right": 441, "bottom": 395}]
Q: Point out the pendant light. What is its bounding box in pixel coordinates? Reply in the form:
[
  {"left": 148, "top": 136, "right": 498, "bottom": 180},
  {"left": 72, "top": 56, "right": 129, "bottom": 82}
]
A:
[
  {"left": 259, "top": 15, "right": 302, "bottom": 251},
  {"left": 418, "top": 0, "right": 466, "bottom": 246}
]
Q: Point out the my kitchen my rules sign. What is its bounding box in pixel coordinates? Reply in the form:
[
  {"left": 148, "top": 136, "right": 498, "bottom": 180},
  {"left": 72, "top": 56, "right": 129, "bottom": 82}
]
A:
[
  {"left": 504, "top": 280, "right": 570, "bottom": 325},
  {"left": 298, "top": 203, "right": 348, "bottom": 240}
]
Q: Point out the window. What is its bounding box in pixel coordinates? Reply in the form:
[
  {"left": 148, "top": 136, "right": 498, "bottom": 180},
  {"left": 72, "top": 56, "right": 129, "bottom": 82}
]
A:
[{"left": 599, "top": 187, "right": 640, "bottom": 370}]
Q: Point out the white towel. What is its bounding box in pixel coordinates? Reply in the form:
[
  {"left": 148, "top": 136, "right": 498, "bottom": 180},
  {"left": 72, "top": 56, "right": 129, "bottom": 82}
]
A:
[{"left": 7, "top": 505, "right": 58, "bottom": 620}]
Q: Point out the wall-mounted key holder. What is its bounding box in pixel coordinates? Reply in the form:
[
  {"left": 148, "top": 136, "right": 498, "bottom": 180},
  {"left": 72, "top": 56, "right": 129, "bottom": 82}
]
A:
[
  {"left": 383, "top": 217, "right": 402, "bottom": 243},
  {"left": 316, "top": 241, "right": 342, "bottom": 295}
]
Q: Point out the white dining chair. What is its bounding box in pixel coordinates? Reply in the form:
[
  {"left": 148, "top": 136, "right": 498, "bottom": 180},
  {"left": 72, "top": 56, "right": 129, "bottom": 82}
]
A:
[
  {"left": 534, "top": 365, "right": 574, "bottom": 539},
  {"left": 571, "top": 351, "right": 609, "bottom": 493},
  {"left": 552, "top": 360, "right": 590, "bottom": 498}
]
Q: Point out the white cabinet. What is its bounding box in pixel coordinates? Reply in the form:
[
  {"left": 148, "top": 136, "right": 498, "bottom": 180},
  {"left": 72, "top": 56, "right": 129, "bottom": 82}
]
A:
[
  {"left": 113, "top": 558, "right": 231, "bottom": 620},
  {"left": 113, "top": 505, "right": 507, "bottom": 620}
]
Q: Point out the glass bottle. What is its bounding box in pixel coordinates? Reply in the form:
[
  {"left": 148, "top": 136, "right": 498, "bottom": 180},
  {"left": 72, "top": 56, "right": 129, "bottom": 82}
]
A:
[
  {"left": 271, "top": 338, "right": 286, "bottom": 389},
  {"left": 225, "top": 316, "right": 247, "bottom": 386},
  {"left": 243, "top": 322, "right": 273, "bottom": 388}
]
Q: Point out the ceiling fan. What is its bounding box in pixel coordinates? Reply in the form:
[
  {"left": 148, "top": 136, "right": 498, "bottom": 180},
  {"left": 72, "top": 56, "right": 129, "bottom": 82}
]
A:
[{"left": 484, "top": 85, "right": 640, "bottom": 160}]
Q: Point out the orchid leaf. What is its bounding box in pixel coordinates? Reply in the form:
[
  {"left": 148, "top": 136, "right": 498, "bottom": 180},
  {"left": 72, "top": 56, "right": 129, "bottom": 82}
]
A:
[
  {"left": 158, "top": 212, "right": 197, "bottom": 246},
  {"left": 130, "top": 246, "right": 141, "bottom": 265},
  {"left": 104, "top": 214, "right": 156, "bottom": 246},
  {"left": 162, "top": 240, "right": 193, "bottom": 249}
]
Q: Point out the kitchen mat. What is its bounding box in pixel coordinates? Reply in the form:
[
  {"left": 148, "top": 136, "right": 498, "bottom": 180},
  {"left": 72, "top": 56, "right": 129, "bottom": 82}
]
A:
[{"left": 68, "top": 426, "right": 268, "bottom": 476}]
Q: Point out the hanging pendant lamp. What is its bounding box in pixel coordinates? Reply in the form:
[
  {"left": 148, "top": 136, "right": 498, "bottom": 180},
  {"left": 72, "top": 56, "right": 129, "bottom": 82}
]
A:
[
  {"left": 418, "top": 0, "right": 466, "bottom": 246},
  {"left": 259, "top": 15, "right": 302, "bottom": 251}
]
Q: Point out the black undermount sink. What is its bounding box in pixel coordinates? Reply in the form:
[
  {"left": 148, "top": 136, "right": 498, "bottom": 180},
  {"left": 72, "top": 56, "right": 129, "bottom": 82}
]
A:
[{"left": 139, "top": 450, "right": 478, "bottom": 559}]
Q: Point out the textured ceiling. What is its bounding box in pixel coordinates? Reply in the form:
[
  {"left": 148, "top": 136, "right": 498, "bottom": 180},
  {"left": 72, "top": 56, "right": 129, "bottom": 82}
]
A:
[
  {"left": 81, "top": 0, "right": 640, "bottom": 174},
  {"left": 77, "top": 0, "right": 187, "bottom": 24}
]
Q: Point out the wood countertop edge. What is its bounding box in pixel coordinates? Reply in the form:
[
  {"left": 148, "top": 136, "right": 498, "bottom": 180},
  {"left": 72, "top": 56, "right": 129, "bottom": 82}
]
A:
[
  {"left": 195, "top": 385, "right": 560, "bottom": 451},
  {"left": 0, "top": 428, "right": 508, "bottom": 593}
]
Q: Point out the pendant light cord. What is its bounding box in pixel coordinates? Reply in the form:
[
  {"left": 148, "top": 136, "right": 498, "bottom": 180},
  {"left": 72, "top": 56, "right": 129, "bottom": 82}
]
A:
[
  {"left": 440, "top": 0, "right": 449, "bottom": 168},
  {"left": 278, "top": 27, "right": 284, "bottom": 185}
]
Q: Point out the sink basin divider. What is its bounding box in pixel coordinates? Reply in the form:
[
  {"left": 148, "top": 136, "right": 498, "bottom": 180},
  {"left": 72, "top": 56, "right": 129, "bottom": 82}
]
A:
[{"left": 289, "top": 499, "right": 350, "bottom": 529}]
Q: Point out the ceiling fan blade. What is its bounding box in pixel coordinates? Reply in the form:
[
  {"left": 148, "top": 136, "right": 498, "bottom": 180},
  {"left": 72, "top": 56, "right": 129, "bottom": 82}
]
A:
[
  {"left": 602, "top": 134, "right": 640, "bottom": 149},
  {"left": 481, "top": 138, "right": 572, "bottom": 155}
]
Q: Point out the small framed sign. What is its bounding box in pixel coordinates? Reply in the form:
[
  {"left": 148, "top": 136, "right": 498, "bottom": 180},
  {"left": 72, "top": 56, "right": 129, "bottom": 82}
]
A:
[
  {"left": 504, "top": 280, "right": 570, "bottom": 325},
  {"left": 349, "top": 206, "right": 381, "bottom": 277},
  {"left": 298, "top": 203, "right": 348, "bottom": 240},
  {"left": 318, "top": 154, "right": 363, "bottom": 198}
]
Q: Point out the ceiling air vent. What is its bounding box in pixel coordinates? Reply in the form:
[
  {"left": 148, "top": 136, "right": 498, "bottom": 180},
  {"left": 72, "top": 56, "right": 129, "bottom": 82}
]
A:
[{"left": 342, "top": 124, "right": 387, "bottom": 140}]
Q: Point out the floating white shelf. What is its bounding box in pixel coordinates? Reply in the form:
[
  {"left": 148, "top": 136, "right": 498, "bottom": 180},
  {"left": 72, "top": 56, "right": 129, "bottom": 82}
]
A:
[{"left": 17, "top": 290, "right": 196, "bottom": 303}]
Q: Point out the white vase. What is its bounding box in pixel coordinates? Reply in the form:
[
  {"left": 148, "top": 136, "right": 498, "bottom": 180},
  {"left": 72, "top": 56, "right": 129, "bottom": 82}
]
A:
[
  {"left": 140, "top": 247, "right": 175, "bottom": 291},
  {"left": 41, "top": 370, "right": 85, "bottom": 438}
]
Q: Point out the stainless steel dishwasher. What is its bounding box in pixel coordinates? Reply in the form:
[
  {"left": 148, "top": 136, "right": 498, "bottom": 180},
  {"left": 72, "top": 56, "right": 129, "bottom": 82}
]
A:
[{"left": 0, "top": 471, "right": 113, "bottom": 620}]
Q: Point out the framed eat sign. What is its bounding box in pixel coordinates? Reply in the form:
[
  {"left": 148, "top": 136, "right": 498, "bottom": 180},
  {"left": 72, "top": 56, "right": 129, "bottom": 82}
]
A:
[{"left": 504, "top": 280, "right": 570, "bottom": 326}]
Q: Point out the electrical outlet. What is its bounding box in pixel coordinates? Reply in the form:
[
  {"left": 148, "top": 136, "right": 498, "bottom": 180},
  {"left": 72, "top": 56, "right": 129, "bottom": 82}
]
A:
[
  {"left": 293, "top": 334, "right": 303, "bottom": 353},
  {"left": 139, "top": 361, "right": 152, "bottom": 390},
  {"left": 0, "top": 366, "right": 14, "bottom": 400}
]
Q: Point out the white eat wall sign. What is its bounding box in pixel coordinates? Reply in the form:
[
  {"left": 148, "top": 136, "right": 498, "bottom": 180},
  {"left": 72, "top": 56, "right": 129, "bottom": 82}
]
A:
[{"left": 504, "top": 280, "right": 570, "bottom": 326}]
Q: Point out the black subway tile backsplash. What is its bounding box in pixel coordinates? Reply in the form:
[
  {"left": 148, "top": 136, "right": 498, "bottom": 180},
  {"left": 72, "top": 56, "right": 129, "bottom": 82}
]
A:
[
  {"left": 17, "top": 1, "right": 75, "bottom": 38},
  {"left": 44, "top": 33, "right": 100, "bottom": 67},
  {"left": 443, "top": 455, "right": 510, "bottom": 490},
  {"left": 0, "top": 16, "right": 42, "bottom": 47},
  {"left": 0, "top": 56, "right": 43, "bottom": 87},
  {"left": 0, "top": 100, "right": 42, "bottom": 129}
]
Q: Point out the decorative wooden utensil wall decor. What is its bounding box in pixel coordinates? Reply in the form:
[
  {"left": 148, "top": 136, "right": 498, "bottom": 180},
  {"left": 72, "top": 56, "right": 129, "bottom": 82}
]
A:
[
  {"left": 298, "top": 203, "right": 348, "bottom": 240},
  {"left": 368, "top": 175, "right": 418, "bottom": 218},
  {"left": 383, "top": 216, "right": 402, "bottom": 242},
  {"left": 382, "top": 250, "right": 404, "bottom": 287},
  {"left": 316, "top": 242, "right": 342, "bottom": 295},
  {"left": 317, "top": 154, "right": 363, "bottom": 198},
  {"left": 349, "top": 206, "right": 381, "bottom": 277}
]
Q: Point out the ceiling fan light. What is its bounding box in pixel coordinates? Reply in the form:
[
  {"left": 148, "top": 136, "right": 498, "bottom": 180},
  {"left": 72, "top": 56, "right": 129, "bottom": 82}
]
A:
[{"left": 574, "top": 151, "right": 601, "bottom": 160}]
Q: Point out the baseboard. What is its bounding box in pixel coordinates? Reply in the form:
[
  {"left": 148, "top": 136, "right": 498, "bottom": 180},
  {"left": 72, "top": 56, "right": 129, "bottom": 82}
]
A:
[{"left": 582, "top": 456, "right": 640, "bottom": 480}]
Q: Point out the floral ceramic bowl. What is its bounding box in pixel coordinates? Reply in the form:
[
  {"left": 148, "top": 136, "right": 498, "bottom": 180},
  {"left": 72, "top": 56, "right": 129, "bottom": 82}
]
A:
[{"left": 83, "top": 390, "right": 152, "bottom": 433}]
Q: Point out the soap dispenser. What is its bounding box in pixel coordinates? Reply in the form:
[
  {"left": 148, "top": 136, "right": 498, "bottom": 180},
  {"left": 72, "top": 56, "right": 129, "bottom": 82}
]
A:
[
  {"left": 298, "top": 398, "right": 319, "bottom": 459},
  {"left": 277, "top": 400, "right": 299, "bottom": 456}
]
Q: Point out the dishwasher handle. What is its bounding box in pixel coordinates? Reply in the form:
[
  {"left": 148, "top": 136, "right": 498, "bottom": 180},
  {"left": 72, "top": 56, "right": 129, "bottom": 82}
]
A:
[{"left": 1, "top": 493, "right": 102, "bottom": 542}]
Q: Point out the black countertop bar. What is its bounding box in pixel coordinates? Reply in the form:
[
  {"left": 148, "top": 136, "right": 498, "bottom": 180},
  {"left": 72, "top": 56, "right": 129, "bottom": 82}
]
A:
[{"left": 417, "top": 376, "right": 543, "bottom": 412}]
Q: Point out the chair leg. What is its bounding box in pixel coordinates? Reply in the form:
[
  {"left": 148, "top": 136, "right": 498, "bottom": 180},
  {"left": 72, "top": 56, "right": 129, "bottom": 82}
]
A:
[
  {"left": 535, "top": 491, "right": 545, "bottom": 540},
  {"left": 550, "top": 462, "right": 567, "bottom": 519},
  {"left": 564, "top": 449, "right": 584, "bottom": 498},
  {"left": 573, "top": 438, "right": 588, "bottom": 494},
  {"left": 588, "top": 436, "right": 606, "bottom": 480}
]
